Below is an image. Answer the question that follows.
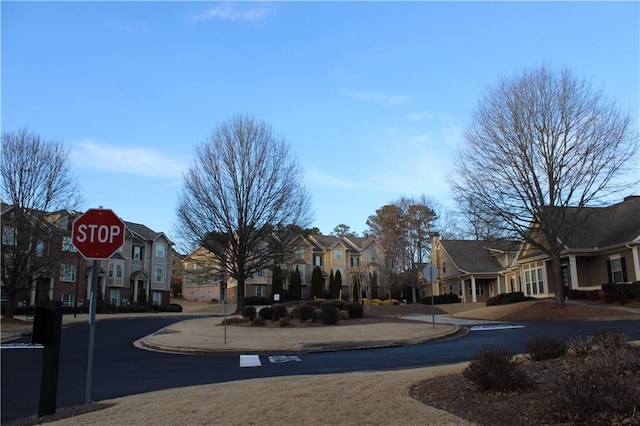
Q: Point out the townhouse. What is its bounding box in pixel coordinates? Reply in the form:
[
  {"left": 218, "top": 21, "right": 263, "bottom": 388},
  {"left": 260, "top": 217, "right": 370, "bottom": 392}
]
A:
[{"left": 1, "top": 205, "right": 173, "bottom": 311}]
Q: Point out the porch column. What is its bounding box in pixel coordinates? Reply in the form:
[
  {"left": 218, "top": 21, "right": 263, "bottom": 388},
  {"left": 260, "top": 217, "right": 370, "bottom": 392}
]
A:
[
  {"left": 30, "top": 280, "right": 37, "bottom": 305},
  {"left": 101, "top": 278, "right": 106, "bottom": 302},
  {"left": 631, "top": 246, "right": 640, "bottom": 283},
  {"left": 471, "top": 276, "right": 477, "bottom": 303},
  {"left": 569, "top": 255, "right": 579, "bottom": 290},
  {"left": 146, "top": 282, "right": 150, "bottom": 301},
  {"left": 133, "top": 280, "right": 139, "bottom": 302},
  {"left": 48, "top": 277, "right": 54, "bottom": 301},
  {"left": 459, "top": 278, "right": 465, "bottom": 302}
]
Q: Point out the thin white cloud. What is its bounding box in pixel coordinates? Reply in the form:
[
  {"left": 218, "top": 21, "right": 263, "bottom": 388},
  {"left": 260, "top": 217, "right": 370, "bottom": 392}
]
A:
[
  {"left": 305, "top": 168, "right": 361, "bottom": 189},
  {"left": 341, "top": 89, "right": 411, "bottom": 105},
  {"left": 408, "top": 111, "right": 453, "bottom": 122},
  {"left": 70, "top": 140, "right": 188, "bottom": 179},
  {"left": 191, "top": 2, "right": 271, "bottom": 23}
]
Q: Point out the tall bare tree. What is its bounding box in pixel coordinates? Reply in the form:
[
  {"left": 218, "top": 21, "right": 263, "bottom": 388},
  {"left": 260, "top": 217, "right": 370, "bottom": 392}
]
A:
[
  {"left": 1, "top": 128, "right": 83, "bottom": 318},
  {"left": 366, "top": 195, "right": 438, "bottom": 302},
  {"left": 451, "top": 66, "right": 638, "bottom": 307},
  {"left": 176, "top": 114, "right": 312, "bottom": 313}
]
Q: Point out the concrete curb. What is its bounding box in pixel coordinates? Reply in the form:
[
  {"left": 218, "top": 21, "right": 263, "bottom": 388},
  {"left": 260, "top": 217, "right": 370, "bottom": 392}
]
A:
[{"left": 134, "top": 325, "right": 462, "bottom": 355}]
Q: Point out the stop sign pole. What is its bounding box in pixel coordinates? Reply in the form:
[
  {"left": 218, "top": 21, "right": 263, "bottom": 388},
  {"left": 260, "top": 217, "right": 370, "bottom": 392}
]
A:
[
  {"left": 422, "top": 265, "right": 439, "bottom": 328},
  {"left": 72, "top": 208, "right": 125, "bottom": 405}
]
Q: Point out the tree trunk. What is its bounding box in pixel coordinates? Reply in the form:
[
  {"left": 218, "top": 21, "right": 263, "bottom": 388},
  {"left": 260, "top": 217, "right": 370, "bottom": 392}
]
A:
[
  {"left": 3, "top": 292, "right": 18, "bottom": 319},
  {"left": 234, "top": 277, "right": 245, "bottom": 315},
  {"left": 550, "top": 256, "right": 566, "bottom": 308}
]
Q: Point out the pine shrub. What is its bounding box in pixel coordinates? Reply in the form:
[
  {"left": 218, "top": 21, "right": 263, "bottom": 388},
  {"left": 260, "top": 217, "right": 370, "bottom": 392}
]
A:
[
  {"left": 344, "top": 302, "right": 364, "bottom": 319},
  {"left": 271, "top": 304, "right": 288, "bottom": 321},
  {"left": 243, "top": 306, "right": 257, "bottom": 321},
  {"left": 320, "top": 304, "right": 340, "bottom": 325},
  {"left": 463, "top": 345, "right": 532, "bottom": 392},
  {"left": 258, "top": 306, "right": 273, "bottom": 321}
]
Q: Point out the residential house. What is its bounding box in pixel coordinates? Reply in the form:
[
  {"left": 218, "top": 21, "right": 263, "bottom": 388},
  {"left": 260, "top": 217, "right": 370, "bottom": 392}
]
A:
[
  {"left": 515, "top": 195, "right": 640, "bottom": 297},
  {"left": 1, "top": 206, "right": 89, "bottom": 309},
  {"left": 429, "top": 196, "right": 640, "bottom": 302},
  {"left": 170, "top": 249, "right": 185, "bottom": 297},
  {"left": 286, "top": 234, "right": 386, "bottom": 301},
  {"left": 429, "top": 234, "right": 520, "bottom": 303}
]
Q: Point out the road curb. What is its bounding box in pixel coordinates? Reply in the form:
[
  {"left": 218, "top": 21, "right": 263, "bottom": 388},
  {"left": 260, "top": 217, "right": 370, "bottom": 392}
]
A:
[{"left": 134, "top": 325, "right": 462, "bottom": 355}]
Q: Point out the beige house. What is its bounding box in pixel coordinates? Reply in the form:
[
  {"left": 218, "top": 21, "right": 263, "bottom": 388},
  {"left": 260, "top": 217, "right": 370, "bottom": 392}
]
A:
[
  {"left": 180, "top": 233, "right": 386, "bottom": 303},
  {"left": 429, "top": 196, "right": 640, "bottom": 302}
]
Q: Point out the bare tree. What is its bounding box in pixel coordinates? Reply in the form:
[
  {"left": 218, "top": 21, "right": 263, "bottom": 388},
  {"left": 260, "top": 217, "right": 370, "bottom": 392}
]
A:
[
  {"left": 453, "top": 193, "right": 509, "bottom": 240},
  {"left": 176, "top": 114, "right": 312, "bottom": 313},
  {"left": 366, "top": 195, "right": 438, "bottom": 302},
  {"left": 1, "top": 128, "right": 83, "bottom": 318},
  {"left": 451, "top": 66, "right": 638, "bottom": 307}
]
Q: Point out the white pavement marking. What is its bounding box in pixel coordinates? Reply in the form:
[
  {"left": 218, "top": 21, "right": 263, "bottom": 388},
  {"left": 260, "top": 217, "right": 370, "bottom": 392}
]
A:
[
  {"left": 240, "top": 355, "right": 262, "bottom": 367},
  {"left": 268, "top": 355, "right": 302, "bottom": 363},
  {"left": 469, "top": 325, "right": 525, "bottom": 331},
  {"left": 0, "top": 343, "right": 44, "bottom": 350}
]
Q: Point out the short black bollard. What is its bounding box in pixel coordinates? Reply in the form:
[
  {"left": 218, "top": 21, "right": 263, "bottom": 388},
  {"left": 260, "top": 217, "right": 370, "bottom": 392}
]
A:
[{"left": 32, "top": 306, "right": 63, "bottom": 418}]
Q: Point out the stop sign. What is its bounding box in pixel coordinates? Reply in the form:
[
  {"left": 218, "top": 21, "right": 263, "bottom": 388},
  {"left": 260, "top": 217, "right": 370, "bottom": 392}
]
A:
[{"left": 72, "top": 208, "right": 126, "bottom": 259}]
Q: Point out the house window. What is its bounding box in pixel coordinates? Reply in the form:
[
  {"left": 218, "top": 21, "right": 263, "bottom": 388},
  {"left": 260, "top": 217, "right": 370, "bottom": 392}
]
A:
[
  {"left": 133, "top": 246, "right": 143, "bottom": 260},
  {"left": 351, "top": 257, "right": 360, "bottom": 267},
  {"left": 256, "top": 269, "right": 264, "bottom": 278},
  {"left": 296, "top": 248, "right": 304, "bottom": 259},
  {"left": 334, "top": 249, "right": 343, "bottom": 260},
  {"left": 467, "top": 282, "right": 484, "bottom": 296},
  {"left": 60, "top": 264, "right": 76, "bottom": 282},
  {"left": 523, "top": 263, "right": 545, "bottom": 296},
  {"left": 609, "top": 257, "right": 626, "bottom": 283},
  {"left": 152, "top": 291, "right": 162, "bottom": 306},
  {"left": 313, "top": 255, "right": 322, "bottom": 267},
  {"left": 255, "top": 285, "right": 265, "bottom": 297},
  {"left": 298, "top": 264, "right": 307, "bottom": 283},
  {"left": 108, "top": 260, "right": 124, "bottom": 279},
  {"left": 36, "top": 241, "right": 44, "bottom": 257},
  {"left": 442, "top": 261, "right": 446, "bottom": 274},
  {"left": 110, "top": 289, "right": 121, "bottom": 306},
  {"left": 154, "top": 266, "right": 164, "bottom": 283},
  {"left": 59, "top": 294, "right": 74, "bottom": 307},
  {"left": 62, "top": 236, "right": 77, "bottom": 252},
  {"left": 155, "top": 243, "right": 166, "bottom": 258},
  {"left": 2, "top": 226, "right": 16, "bottom": 245}
]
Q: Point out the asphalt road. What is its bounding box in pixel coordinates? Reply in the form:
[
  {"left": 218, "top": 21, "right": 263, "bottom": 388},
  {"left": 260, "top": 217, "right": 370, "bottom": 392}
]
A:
[{"left": 2, "top": 317, "right": 639, "bottom": 423}]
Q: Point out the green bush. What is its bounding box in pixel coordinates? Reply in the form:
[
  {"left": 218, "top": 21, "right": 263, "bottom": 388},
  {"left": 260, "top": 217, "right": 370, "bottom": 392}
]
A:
[
  {"left": 271, "top": 304, "right": 288, "bottom": 321},
  {"left": 297, "top": 304, "right": 317, "bottom": 322},
  {"left": 258, "top": 306, "right": 273, "bottom": 320},
  {"left": 344, "top": 302, "right": 364, "bottom": 319},
  {"left": 462, "top": 345, "right": 533, "bottom": 392},
  {"left": 242, "top": 306, "right": 257, "bottom": 321},
  {"left": 316, "top": 299, "right": 345, "bottom": 310},
  {"left": 525, "top": 334, "right": 567, "bottom": 361},
  {"left": 320, "top": 304, "right": 340, "bottom": 325}
]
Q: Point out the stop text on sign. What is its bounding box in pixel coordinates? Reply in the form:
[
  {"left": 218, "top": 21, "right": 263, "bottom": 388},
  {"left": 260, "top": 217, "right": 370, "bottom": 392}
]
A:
[{"left": 74, "top": 224, "right": 122, "bottom": 244}]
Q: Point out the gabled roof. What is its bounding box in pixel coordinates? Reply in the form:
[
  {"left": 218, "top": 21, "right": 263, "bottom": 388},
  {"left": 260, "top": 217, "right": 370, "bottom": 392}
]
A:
[
  {"left": 308, "top": 235, "right": 346, "bottom": 250},
  {"left": 125, "top": 221, "right": 172, "bottom": 245},
  {"left": 559, "top": 196, "right": 640, "bottom": 250},
  {"left": 440, "top": 240, "right": 520, "bottom": 274}
]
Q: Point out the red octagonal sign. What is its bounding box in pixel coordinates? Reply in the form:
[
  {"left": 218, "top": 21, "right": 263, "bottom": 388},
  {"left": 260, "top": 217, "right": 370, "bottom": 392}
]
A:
[{"left": 72, "top": 208, "right": 126, "bottom": 259}]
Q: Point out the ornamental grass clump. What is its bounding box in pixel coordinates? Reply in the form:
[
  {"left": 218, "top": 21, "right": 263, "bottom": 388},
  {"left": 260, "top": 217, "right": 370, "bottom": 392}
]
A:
[{"left": 525, "top": 334, "right": 567, "bottom": 361}]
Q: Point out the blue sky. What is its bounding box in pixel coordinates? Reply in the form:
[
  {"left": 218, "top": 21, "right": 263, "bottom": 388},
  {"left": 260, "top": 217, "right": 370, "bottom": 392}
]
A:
[{"left": 2, "top": 1, "right": 638, "bottom": 245}]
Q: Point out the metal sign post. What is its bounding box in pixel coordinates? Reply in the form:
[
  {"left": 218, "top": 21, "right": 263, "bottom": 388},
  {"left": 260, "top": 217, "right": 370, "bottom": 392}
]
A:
[
  {"left": 72, "top": 208, "right": 125, "bottom": 406},
  {"left": 422, "top": 265, "right": 439, "bottom": 328}
]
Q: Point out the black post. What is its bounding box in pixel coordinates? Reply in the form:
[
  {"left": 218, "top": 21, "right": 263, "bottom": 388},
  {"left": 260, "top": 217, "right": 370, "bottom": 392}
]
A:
[{"left": 32, "top": 305, "right": 63, "bottom": 418}]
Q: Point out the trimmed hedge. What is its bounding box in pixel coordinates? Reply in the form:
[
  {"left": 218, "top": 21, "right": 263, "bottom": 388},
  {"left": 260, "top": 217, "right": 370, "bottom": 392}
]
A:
[
  {"left": 344, "top": 302, "right": 363, "bottom": 319},
  {"left": 420, "top": 293, "right": 461, "bottom": 305},
  {"left": 486, "top": 292, "right": 534, "bottom": 306},
  {"left": 244, "top": 296, "right": 272, "bottom": 306},
  {"left": 602, "top": 282, "right": 640, "bottom": 301}
]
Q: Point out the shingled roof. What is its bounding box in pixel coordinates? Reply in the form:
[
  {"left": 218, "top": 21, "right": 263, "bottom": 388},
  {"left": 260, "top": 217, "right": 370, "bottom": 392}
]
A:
[
  {"left": 559, "top": 196, "right": 640, "bottom": 250},
  {"left": 441, "top": 240, "right": 520, "bottom": 274}
]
